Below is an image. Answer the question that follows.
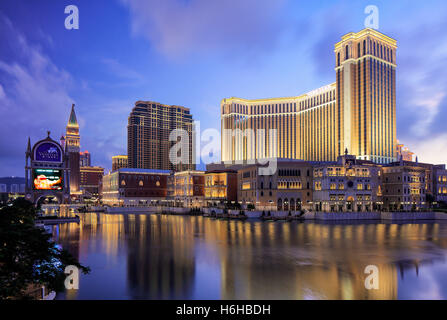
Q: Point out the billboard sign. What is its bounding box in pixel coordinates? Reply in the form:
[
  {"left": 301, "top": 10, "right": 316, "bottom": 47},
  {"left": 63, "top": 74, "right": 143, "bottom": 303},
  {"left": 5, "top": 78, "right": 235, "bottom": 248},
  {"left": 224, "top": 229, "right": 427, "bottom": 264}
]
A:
[
  {"left": 34, "top": 142, "right": 62, "bottom": 163},
  {"left": 33, "top": 169, "right": 63, "bottom": 190}
]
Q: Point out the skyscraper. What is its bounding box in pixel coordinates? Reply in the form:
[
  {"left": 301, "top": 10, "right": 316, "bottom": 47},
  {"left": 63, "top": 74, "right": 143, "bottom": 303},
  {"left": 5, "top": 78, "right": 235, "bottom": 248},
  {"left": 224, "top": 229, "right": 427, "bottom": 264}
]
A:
[
  {"left": 127, "top": 101, "right": 195, "bottom": 171},
  {"left": 221, "top": 28, "right": 397, "bottom": 164},
  {"left": 66, "top": 104, "right": 80, "bottom": 193}
]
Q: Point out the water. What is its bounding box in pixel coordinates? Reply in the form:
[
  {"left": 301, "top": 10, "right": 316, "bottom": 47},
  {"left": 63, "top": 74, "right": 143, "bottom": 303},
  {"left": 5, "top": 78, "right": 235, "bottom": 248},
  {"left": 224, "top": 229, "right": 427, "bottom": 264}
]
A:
[{"left": 53, "top": 213, "right": 447, "bottom": 300}]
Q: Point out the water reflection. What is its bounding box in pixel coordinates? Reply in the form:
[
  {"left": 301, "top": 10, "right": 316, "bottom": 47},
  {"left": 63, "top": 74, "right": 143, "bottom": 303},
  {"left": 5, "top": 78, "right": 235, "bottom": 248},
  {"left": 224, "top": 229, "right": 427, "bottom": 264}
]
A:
[{"left": 54, "top": 214, "right": 447, "bottom": 300}]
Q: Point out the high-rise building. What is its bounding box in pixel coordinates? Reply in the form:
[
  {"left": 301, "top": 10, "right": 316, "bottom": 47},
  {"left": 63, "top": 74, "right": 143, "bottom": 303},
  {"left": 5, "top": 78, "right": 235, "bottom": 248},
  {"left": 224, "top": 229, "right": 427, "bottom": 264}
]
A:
[
  {"left": 221, "top": 28, "right": 397, "bottom": 164},
  {"left": 66, "top": 104, "right": 81, "bottom": 194},
  {"left": 127, "top": 101, "right": 195, "bottom": 172},
  {"left": 80, "top": 151, "right": 91, "bottom": 167},
  {"left": 112, "top": 155, "right": 128, "bottom": 171}
]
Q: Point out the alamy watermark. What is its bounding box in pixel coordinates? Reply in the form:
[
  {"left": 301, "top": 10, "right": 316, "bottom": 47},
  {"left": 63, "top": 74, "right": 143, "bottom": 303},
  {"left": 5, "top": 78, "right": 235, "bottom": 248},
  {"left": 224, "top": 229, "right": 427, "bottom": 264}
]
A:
[
  {"left": 168, "top": 121, "right": 278, "bottom": 176},
  {"left": 364, "top": 5, "right": 379, "bottom": 30},
  {"left": 364, "top": 265, "right": 379, "bottom": 290},
  {"left": 65, "top": 5, "right": 79, "bottom": 30},
  {"left": 64, "top": 265, "right": 79, "bottom": 290}
]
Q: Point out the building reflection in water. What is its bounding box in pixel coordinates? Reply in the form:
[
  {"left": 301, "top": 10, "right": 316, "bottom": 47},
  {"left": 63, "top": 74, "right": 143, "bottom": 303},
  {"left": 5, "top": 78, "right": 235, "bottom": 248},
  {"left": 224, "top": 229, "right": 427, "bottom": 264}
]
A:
[
  {"left": 125, "top": 214, "right": 196, "bottom": 299},
  {"left": 54, "top": 214, "right": 447, "bottom": 300}
]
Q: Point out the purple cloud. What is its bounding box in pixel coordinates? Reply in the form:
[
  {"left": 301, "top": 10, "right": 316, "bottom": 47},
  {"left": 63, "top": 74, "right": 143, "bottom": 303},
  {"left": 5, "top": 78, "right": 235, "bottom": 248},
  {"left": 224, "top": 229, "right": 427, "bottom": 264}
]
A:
[
  {"left": 120, "top": 0, "right": 288, "bottom": 60},
  {"left": 0, "top": 14, "right": 74, "bottom": 175}
]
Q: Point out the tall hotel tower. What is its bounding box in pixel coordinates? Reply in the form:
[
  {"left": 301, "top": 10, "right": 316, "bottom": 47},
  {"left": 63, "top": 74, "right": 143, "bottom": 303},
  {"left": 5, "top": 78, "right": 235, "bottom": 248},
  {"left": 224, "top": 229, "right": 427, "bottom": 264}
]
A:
[
  {"left": 221, "top": 28, "right": 397, "bottom": 164},
  {"left": 66, "top": 104, "right": 81, "bottom": 193},
  {"left": 127, "top": 101, "right": 195, "bottom": 171}
]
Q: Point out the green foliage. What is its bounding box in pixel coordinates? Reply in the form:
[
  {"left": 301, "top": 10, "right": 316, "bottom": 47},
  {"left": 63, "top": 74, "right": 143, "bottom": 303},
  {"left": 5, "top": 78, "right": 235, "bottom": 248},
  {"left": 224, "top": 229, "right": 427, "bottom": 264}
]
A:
[{"left": 0, "top": 198, "right": 89, "bottom": 300}]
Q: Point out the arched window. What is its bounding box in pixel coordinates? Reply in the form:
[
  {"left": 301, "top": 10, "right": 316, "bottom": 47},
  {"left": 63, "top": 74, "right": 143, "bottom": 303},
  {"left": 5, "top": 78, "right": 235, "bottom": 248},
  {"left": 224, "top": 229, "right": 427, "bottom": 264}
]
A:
[
  {"left": 284, "top": 198, "right": 289, "bottom": 211},
  {"left": 277, "top": 198, "right": 283, "bottom": 211},
  {"left": 290, "top": 198, "right": 295, "bottom": 211}
]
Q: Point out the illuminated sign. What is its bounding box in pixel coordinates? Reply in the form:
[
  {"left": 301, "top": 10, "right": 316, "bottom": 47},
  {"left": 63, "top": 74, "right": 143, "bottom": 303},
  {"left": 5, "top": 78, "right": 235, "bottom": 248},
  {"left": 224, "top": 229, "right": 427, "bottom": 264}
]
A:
[
  {"left": 34, "top": 142, "right": 62, "bottom": 163},
  {"left": 33, "top": 169, "right": 63, "bottom": 190}
]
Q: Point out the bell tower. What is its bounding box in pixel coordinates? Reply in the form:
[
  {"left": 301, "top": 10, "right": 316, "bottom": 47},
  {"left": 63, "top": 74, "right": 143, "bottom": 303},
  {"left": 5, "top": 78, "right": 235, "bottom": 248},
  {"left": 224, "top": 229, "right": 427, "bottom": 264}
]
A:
[{"left": 66, "top": 104, "right": 81, "bottom": 194}]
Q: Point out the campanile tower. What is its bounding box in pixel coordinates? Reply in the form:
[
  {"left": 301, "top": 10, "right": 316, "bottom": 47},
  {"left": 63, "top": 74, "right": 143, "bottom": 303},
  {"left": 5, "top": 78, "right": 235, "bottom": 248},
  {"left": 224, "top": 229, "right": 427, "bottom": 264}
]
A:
[{"left": 66, "top": 104, "right": 80, "bottom": 193}]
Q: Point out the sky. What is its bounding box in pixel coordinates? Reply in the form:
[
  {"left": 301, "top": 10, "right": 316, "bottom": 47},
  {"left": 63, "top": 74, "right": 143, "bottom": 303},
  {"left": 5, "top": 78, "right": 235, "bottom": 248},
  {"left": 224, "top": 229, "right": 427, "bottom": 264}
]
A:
[{"left": 0, "top": 0, "right": 447, "bottom": 176}]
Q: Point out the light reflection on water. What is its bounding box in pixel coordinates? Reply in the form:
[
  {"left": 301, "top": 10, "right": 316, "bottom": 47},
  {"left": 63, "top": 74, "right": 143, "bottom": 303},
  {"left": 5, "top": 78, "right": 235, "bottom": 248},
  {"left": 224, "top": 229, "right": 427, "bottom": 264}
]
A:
[{"left": 53, "top": 213, "right": 447, "bottom": 300}]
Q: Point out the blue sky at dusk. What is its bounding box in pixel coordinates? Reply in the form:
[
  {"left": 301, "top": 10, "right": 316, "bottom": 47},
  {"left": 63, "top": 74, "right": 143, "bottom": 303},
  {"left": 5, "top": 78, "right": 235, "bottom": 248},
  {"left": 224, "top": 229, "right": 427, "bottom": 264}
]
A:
[{"left": 1, "top": 0, "right": 447, "bottom": 176}]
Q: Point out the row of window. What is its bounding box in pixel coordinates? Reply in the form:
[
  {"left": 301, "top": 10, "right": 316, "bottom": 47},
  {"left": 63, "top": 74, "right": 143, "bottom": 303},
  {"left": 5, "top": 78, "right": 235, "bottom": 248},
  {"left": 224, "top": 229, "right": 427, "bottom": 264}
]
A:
[
  {"left": 337, "top": 39, "right": 394, "bottom": 66},
  {"left": 228, "top": 91, "right": 336, "bottom": 115}
]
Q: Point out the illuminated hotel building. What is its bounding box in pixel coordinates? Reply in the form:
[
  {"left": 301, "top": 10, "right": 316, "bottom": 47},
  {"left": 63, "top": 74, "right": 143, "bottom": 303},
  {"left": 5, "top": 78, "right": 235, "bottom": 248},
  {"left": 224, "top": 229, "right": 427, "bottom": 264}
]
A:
[
  {"left": 128, "top": 101, "right": 195, "bottom": 172},
  {"left": 221, "top": 28, "right": 397, "bottom": 164}
]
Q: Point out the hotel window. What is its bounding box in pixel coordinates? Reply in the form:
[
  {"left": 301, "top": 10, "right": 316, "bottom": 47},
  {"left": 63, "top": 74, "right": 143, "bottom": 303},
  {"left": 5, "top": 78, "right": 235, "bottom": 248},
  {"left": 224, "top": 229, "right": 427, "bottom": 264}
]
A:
[
  {"left": 330, "top": 183, "right": 337, "bottom": 190},
  {"left": 337, "top": 52, "right": 340, "bottom": 66},
  {"left": 357, "top": 184, "right": 363, "bottom": 190},
  {"left": 338, "top": 183, "right": 344, "bottom": 190},
  {"left": 345, "top": 45, "right": 349, "bottom": 59}
]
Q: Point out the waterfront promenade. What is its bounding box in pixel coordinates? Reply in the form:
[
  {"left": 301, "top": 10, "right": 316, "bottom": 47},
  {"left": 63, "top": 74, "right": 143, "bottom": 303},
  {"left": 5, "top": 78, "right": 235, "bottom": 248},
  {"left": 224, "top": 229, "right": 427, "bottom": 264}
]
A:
[{"left": 41, "top": 204, "right": 447, "bottom": 222}]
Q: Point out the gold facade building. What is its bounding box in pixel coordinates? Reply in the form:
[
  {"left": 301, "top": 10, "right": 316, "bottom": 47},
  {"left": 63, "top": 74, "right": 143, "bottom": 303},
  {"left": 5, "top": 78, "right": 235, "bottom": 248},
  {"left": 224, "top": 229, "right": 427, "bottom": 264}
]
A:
[{"left": 221, "top": 28, "right": 397, "bottom": 164}]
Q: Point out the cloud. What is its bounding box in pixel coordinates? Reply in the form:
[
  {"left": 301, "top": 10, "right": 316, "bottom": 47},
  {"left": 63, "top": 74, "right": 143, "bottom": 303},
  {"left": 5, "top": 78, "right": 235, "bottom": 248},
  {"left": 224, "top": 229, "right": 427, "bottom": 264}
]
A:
[
  {"left": 0, "top": 83, "right": 5, "bottom": 100},
  {"left": 120, "top": 0, "right": 287, "bottom": 60},
  {"left": 391, "top": 9, "right": 447, "bottom": 146},
  {"left": 0, "top": 14, "right": 74, "bottom": 175},
  {"left": 406, "top": 133, "right": 447, "bottom": 165},
  {"left": 101, "top": 58, "right": 144, "bottom": 82}
]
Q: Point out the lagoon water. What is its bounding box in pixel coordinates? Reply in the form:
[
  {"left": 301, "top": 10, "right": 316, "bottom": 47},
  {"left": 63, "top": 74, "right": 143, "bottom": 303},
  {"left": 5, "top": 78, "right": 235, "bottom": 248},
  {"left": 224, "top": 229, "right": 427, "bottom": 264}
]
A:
[{"left": 53, "top": 213, "right": 447, "bottom": 300}]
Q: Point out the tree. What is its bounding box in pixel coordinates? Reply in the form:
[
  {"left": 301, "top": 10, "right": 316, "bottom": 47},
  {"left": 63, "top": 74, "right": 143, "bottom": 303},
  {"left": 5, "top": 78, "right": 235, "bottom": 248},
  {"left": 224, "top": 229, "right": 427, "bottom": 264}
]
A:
[
  {"left": 426, "top": 194, "right": 435, "bottom": 208},
  {"left": 0, "top": 198, "right": 89, "bottom": 299}
]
